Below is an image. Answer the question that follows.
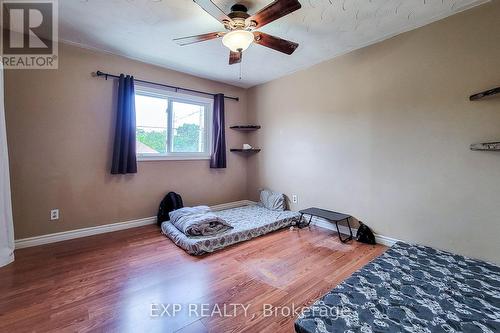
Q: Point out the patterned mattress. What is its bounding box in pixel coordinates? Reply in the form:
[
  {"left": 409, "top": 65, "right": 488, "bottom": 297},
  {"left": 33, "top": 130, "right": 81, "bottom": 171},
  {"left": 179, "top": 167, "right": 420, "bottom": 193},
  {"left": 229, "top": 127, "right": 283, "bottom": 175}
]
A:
[
  {"left": 295, "top": 242, "right": 500, "bottom": 333},
  {"left": 161, "top": 205, "right": 300, "bottom": 255}
]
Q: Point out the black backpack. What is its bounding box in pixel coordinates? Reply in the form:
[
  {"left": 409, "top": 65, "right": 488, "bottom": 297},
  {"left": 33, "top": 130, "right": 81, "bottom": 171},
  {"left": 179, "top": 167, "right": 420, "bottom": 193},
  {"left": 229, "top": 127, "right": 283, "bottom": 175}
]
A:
[
  {"left": 157, "top": 192, "right": 183, "bottom": 226},
  {"left": 356, "top": 221, "right": 376, "bottom": 245}
]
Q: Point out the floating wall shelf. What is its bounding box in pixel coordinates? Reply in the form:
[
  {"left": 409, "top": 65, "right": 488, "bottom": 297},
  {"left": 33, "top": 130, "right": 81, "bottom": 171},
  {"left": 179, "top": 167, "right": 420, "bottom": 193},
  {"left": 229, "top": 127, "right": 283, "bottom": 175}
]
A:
[
  {"left": 230, "top": 125, "right": 261, "bottom": 131},
  {"left": 470, "top": 142, "right": 500, "bottom": 151},
  {"left": 230, "top": 149, "right": 261, "bottom": 154},
  {"left": 469, "top": 86, "right": 500, "bottom": 101},
  {"left": 468, "top": 86, "right": 500, "bottom": 151},
  {"left": 230, "top": 126, "right": 261, "bottom": 155}
]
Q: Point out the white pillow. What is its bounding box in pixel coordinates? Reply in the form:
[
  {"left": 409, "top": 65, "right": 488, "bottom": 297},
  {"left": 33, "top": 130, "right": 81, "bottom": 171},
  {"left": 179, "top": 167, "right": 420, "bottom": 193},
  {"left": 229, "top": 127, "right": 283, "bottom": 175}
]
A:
[{"left": 259, "top": 189, "right": 286, "bottom": 211}]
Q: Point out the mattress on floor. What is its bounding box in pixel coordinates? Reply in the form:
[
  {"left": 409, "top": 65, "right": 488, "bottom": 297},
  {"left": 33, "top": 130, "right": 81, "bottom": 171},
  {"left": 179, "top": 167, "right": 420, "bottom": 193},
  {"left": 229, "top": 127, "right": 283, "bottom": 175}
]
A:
[
  {"left": 295, "top": 242, "right": 500, "bottom": 333},
  {"left": 161, "top": 204, "right": 301, "bottom": 255}
]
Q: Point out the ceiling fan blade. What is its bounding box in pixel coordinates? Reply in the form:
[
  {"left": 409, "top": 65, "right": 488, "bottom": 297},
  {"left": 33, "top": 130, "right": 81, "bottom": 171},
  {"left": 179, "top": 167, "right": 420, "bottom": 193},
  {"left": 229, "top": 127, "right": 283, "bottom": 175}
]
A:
[
  {"left": 246, "top": 0, "right": 301, "bottom": 29},
  {"left": 253, "top": 32, "right": 299, "bottom": 55},
  {"left": 193, "top": 0, "right": 233, "bottom": 24},
  {"left": 229, "top": 51, "right": 242, "bottom": 65},
  {"left": 173, "top": 32, "right": 225, "bottom": 46}
]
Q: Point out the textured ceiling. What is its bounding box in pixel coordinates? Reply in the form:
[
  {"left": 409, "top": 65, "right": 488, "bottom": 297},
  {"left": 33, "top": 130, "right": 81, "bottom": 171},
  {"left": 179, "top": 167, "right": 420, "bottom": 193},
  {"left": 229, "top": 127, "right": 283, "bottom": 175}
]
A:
[{"left": 60, "top": 0, "right": 488, "bottom": 88}]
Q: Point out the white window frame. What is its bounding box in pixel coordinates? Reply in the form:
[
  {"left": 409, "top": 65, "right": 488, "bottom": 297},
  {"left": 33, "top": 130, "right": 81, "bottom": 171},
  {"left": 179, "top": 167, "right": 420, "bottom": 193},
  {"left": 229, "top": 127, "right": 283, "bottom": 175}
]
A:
[{"left": 135, "top": 84, "right": 213, "bottom": 161}]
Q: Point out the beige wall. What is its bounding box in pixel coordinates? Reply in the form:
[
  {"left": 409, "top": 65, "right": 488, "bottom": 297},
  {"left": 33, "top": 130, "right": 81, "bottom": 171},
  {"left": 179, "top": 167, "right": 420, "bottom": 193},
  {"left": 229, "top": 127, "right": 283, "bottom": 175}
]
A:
[
  {"left": 247, "top": 2, "right": 500, "bottom": 263},
  {"left": 5, "top": 43, "right": 248, "bottom": 239}
]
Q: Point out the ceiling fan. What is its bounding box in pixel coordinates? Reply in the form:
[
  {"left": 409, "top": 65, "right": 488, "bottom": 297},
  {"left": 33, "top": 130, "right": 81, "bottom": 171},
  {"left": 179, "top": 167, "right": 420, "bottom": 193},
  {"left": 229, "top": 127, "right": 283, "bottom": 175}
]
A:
[{"left": 174, "top": 0, "right": 302, "bottom": 65}]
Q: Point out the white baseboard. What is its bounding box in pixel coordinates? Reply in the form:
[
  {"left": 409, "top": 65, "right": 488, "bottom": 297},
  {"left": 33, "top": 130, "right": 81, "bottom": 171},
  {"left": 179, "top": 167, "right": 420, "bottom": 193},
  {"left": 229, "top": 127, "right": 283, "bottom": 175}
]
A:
[
  {"left": 309, "top": 217, "right": 400, "bottom": 247},
  {"left": 15, "top": 216, "right": 157, "bottom": 249},
  {"left": 15, "top": 201, "right": 399, "bottom": 249},
  {"left": 15, "top": 200, "right": 255, "bottom": 250}
]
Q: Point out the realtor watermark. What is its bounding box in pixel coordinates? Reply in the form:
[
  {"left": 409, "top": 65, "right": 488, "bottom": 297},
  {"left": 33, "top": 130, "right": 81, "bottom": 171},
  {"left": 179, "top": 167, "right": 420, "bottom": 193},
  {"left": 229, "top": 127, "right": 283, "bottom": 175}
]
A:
[
  {"left": 150, "top": 303, "right": 351, "bottom": 319},
  {"left": 150, "top": 303, "right": 252, "bottom": 318},
  {"left": 1, "top": 0, "right": 58, "bottom": 69}
]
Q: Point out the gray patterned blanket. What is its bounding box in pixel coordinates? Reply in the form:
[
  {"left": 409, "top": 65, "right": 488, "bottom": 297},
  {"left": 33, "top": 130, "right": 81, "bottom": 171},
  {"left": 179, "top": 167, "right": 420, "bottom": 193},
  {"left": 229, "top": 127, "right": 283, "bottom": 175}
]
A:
[
  {"left": 169, "top": 206, "right": 232, "bottom": 237},
  {"left": 162, "top": 205, "right": 300, "bottom": 255},
  {"left": 295, "top": 242, "right": 500, "bottom": 333}
]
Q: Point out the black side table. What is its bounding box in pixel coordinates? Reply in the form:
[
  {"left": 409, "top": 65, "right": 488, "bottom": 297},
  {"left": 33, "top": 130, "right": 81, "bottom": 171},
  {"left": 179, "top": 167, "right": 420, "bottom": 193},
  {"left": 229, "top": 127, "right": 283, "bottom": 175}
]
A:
[{"left": 299, "top": 207, "right": 354, "bottom": 243}]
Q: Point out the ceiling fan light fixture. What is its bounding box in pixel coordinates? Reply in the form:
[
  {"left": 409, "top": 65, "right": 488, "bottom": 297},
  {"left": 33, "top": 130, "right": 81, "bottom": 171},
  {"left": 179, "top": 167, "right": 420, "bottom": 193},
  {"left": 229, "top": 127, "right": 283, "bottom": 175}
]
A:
[{"left": 222, "top": 30, "right": 254, "bottom": 52}]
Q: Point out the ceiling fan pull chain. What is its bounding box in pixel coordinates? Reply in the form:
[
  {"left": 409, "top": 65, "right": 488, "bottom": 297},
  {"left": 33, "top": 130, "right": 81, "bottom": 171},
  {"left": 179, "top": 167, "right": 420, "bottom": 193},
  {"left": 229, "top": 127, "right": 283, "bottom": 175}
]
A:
[{"left": 239, "top": 61, "right": 242, "bottom": 80}]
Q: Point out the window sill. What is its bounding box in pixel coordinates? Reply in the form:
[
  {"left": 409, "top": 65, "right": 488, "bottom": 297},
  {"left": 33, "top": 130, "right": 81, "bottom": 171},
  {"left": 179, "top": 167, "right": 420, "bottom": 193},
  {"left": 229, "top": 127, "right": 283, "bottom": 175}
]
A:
[{"left": 138, "top": 155, "right": 211, "bottom": 162}]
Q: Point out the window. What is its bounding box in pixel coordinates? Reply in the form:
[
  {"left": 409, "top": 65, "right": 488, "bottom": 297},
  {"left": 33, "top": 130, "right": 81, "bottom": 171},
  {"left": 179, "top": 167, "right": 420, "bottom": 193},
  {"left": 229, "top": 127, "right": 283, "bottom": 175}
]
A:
[{"left": 135, "top": 86, "right": 213, "bottom": 161}]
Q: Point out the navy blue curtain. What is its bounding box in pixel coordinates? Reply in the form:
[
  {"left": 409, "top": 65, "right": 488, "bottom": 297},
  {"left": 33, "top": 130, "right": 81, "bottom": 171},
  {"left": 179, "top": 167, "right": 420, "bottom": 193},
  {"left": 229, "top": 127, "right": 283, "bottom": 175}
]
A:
[
  {"left": 111, "top": 74, "right": 137, "bottom": 174},
  {"left": 210, "top": 94, "right": 226, "bottom": 169}
]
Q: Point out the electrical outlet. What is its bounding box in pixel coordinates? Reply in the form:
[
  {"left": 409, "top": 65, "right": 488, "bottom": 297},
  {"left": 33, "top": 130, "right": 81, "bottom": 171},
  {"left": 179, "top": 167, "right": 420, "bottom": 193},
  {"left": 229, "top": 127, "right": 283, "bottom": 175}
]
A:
[
  {"left": 292, "top": 195, "right": 298, "bottom": 204},
  {"left": 50, "top": 209, "right": 59, "bottom": 221}
]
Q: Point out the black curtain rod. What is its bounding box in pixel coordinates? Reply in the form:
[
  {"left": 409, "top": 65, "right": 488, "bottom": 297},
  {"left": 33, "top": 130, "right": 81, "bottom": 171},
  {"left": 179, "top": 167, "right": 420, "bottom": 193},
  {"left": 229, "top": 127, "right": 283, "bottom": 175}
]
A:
[{"left": 94, "top": 70, "right": 239, "bottom": 102}]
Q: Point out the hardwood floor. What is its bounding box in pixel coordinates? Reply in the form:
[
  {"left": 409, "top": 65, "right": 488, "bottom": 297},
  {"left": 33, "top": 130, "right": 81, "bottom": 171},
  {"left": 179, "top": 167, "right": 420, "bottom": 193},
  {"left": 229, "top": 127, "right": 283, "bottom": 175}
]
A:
[{"left": 0, "top": 224, "right": 387, "bottom": 333}]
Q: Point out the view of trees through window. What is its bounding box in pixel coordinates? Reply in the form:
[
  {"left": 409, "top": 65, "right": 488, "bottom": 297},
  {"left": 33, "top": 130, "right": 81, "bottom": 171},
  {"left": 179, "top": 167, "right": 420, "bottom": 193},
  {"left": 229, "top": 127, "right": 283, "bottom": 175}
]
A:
[
  {"left": 136, "top": 128, "right": 167, "bottom": 153},
  {"left": 135, "top": 93, "right": 207, "bottom": 156},
  {"left": 172, "top": 123, "right": 201, "bottom": 152}
]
